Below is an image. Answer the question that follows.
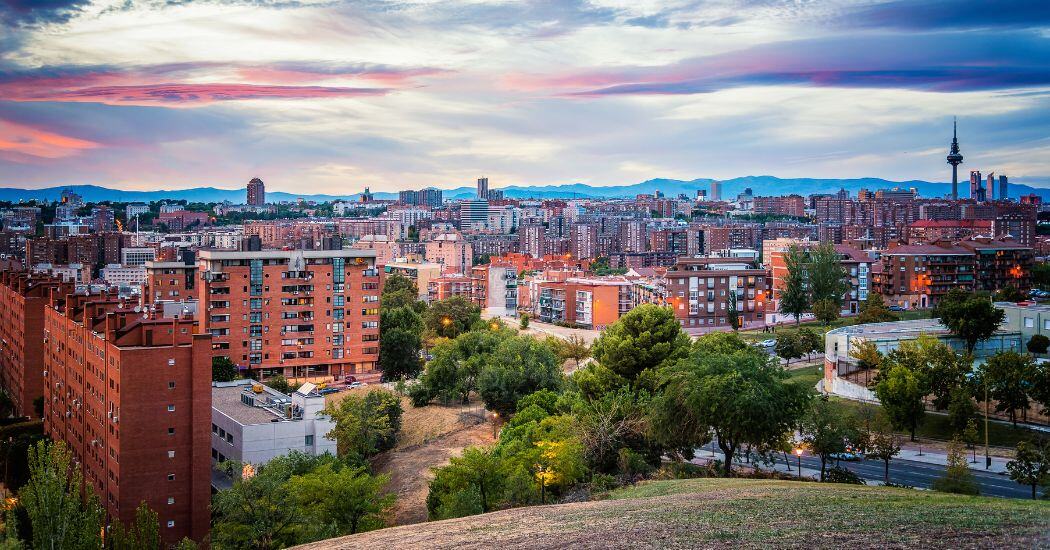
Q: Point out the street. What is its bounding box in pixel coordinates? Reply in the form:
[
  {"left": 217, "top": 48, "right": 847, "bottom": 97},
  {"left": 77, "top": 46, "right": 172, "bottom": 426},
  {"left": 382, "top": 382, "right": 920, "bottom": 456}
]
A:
[{"left": 697, "top": 444, "right": 1032, "bottom": 500}]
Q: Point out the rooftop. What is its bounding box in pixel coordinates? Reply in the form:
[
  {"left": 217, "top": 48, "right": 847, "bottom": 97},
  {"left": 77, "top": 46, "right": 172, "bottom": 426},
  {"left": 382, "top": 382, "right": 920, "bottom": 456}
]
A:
[{"left": 212, "top": 381, "right": 305, "bottom": 426}]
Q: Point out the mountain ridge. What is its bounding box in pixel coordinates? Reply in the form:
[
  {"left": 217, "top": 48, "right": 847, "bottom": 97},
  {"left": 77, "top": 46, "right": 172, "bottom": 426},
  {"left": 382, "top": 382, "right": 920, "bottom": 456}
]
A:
[{"left": 2, "top": 176, "right": 1048, "bottom": 203}]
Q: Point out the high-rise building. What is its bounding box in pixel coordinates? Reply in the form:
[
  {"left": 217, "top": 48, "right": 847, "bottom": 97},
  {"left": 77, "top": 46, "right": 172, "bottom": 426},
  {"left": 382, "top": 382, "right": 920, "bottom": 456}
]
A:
[
  {"left": 570, "top": 223, "right": 598, "bottom": 260},
  {"left": 946, "top": 119, "right": 964, "bottom": 200},
  {"left": 0, "top": 271, "right": 71, "bottom": 418},
  {"left": 970, "top": 170, "right": 985, "bottom": 202},
  {"left": 43, "top": 289, "right": 212, "bottom": 545},
  {"left": 710, "top": 181, "right": 722, "bottom": 201},
  {"left": 477, "top": 177, "right": 489, "bottom": 200},
  {"left": 399, "top": 188, "right": 443, "bottom": 208},
  {"left": 999, "top": 174, "right": 1009, "bottom": 201},
  {"left": 246, "top": 177, "right": 266, "bottom": 206},
  {"left": 197, "top": 246, "right": 380, "bottom": 379},
  {"left": 520, "top": 223, "right": 545, "bottom": 258}
]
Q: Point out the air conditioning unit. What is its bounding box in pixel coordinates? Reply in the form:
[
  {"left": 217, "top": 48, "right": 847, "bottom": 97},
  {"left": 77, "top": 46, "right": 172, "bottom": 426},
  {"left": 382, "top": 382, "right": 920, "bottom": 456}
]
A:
[{"left": 113, "top": 416, "right": 119, "bottom": 423}]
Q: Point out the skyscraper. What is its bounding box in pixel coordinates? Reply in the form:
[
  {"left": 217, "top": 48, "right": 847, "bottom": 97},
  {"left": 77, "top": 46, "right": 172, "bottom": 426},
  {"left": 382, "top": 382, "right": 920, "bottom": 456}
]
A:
[
  {"left": 970, "top": 170, "right": 985, "bottom": 202},
  {"left": 477, "top": 177, "right": 489, "bottom": 200},
  {"left": 710, "top": 181, "right": 722, "bottom": 201},
  {"left": 999, "top": 175, "right": 1009, "bottom": 201},
  {"left": 946, "top": 119, "right": 964, "bottom": 200},
  {"left": 246, "top": 177, "right": 265, "bottom": 205},
  {"left": 987, "top": 172, "right": 996, "bottom": 200}
]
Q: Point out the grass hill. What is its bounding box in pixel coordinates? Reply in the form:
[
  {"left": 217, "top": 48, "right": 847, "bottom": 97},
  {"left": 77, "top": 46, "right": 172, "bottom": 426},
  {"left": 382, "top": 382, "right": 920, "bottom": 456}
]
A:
[{"left": 295, "top": 478, "right": 1050, "bottom": 549}]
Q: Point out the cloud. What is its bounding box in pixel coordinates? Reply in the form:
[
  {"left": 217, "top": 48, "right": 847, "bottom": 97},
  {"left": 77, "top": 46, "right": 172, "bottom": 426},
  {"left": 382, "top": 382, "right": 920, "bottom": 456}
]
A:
[
  {"left": 14, "top": 83, "right": 389, "bottom": 106},
  {"left": 0, "top": 118, "right": 99, "bottom": 161},
  {"left": 0, "top": 0, "right": 93, "bottom": 26},
  {"left": 839, "top": 0, "right": 1050, "bottom": 31},
  {"left": 505, "top": 32, "right": 1050, "bottom": 96}
]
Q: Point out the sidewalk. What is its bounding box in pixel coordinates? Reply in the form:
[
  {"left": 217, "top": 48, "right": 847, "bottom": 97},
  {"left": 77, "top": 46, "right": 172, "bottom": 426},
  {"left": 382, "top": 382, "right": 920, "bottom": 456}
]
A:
[{"left": 896, "top": 447, "right": 1009, "bottom": 474}]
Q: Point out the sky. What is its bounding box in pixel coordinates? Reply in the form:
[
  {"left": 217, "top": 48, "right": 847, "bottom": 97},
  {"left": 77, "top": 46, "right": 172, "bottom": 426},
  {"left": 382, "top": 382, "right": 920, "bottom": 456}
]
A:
[{"left": 1, "top": 0, "right": 1048, "bottom": 194}]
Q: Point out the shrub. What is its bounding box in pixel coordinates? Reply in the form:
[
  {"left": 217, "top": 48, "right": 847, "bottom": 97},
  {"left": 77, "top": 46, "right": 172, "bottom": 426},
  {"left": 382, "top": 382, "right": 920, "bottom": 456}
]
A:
[
  {"left": 407, "top": 382, "right": 433, "bottom": 407},
  {"left": 654, "top": 461, "right": 716, "bottom": 480},
  {"left": 588, "top": 473, "right": 619, "bottom": 493},
  {"left": 823, "top": 466, "right": 866, "bottom": 485}
]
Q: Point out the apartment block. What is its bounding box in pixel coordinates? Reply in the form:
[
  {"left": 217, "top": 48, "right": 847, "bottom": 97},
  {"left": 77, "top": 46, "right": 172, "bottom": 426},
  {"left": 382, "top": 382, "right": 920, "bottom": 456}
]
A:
[
  {"left": 663, "top": 257, "right": 769, "bottom": 329},
  {"left": 196, "top": 248, "right": 380, "bottom": 379},
  {"left": 43, "top": 290, "right": 212, "bottom": 545}
]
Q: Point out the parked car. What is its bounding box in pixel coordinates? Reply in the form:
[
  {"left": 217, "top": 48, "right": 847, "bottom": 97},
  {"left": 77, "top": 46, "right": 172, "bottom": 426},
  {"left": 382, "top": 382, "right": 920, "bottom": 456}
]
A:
[
  {"left": 758, "top": 339, "right": 777, "bottom": 348},
  {"left": 829, "top": 450, "right": 864, "bottom": 461},
  {"left": 343, "top": 375, "right": 357, "bottom": 383},
  {"left": 318, "top": 387, "right": 341, "bottom": 395},
  {"left": 348, "top": 381, "right": 366, "bottom": 389},
  {"left": 888, "top": 305, "right": 906, "bottom": 312}
]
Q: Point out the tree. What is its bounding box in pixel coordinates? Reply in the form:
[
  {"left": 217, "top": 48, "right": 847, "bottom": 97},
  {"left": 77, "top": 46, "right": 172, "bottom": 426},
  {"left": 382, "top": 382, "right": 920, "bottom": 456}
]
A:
[
  {"left": 849, "top": 339, "right": 883, "bottom": 386},
  {"left": 779, "top": 244, "right": 810, "bottom": 325},
  {"left": 427, "top": 447, "right": 506, "bottom": 519},
  {"left": 797, "top": 328, "right": 823, "bottom": 360},
  {"left": 16, "top": 440, "right": 103, "bottom": 550},
  {"left": 557, "top": 335, "right": 591, "bottom": 370},
  {"left": 1027, "top": 334, "right": 1050, "bottom": 355},
  {"left": 856, "top": 292, "right": 898, "bottom": 324},
  {"left": 808, "top": 242, "right": 850, "bottom": 309},
  {"left": 323, "top": 389, "right": 403, "bottom": 460},
  {"left": 654, "top": 348, "right": 810, "bottom": 476},
  {"left": 212, "top": 356, "right": 238, "bottom": 382},
  {"left": 424, "top": 296, "right": 481, "bottom": 340},
  {"left": 874, "top": 365, "right": 925, "bottom": 440},
  {"left": 578, "top": 388, "right": 653, "bottom": 473},
  {"left": 108, "top": 502, "right": 160, "bottom": 550},
  {"left": 726, "top": 291, "right": 740, "bottom": 330},
  {"left": 962, "top": 418, "right": 980, "bottom": 463},
  {"left": 801, "top": 396, "right": 858, "bottom": 481},
  {"left": 865, "top": 416, "right": 902, "bottom": 484},
  {"left": 590, "top": 304, "right": 691, "bottom": 386},
  {"left": 931, "top": 438, "right": 980, "bottom": 495},
  {"left": 775, "top": 331, "right": 803, "bottom": 367},
  {"left": 519, "top": 313, "right": 530, "bottom": 329},
  {"left": 811, "top": 298, "right": 839, "bottom": 327},
  {"left": 289, "top": 463, "right": 393, "bottom": 534},
  {"left": 477, "top": 336, "right": 562, "bottom": 416},
  {"left": 947, "top": 386, "right": 978, "bottom": 434},
  {"left": 379, "top": 306, "right": 423, "bottom": 381},
  {"left": 994, "top": 285, "right": 1026, "bottom": 302},
  {"left": 267, "top": 375, "right": 291, "bottom": 395},
  {"left": 418, "top": 329, "right": 509, "bottom": 405},
  {"left": 934, "top": 289, "right": 1005, "bottom": 354},
  {"left": 980, "top": 351, "right": 1037, "bottom": 426},
  {"left": 1006, "top": 440, "right": 1050, "bottom": 500}
]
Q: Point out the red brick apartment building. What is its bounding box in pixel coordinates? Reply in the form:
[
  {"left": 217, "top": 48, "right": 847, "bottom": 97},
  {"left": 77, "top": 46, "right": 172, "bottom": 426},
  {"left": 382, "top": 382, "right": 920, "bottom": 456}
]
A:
[
  {"left": 663, "top": 257, "right": 769, "bottom": 329},
  {"left": 144, "top": 251, "right": 198, "bottom": 304},
  {"left": 43, "top": 289, "right": 211, "bottom": 545},
  {"left": 196, "top": 248, "right": 380, "bottom": 379},
  {"left": 0, "top": 271, "right": 71, "bottom": 418}
]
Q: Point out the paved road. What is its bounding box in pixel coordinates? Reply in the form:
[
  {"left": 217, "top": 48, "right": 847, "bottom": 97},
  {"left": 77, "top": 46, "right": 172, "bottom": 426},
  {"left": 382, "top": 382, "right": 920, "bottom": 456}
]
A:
[{"left": 698, "top": 444, "right": 1030, "bottom": 499}]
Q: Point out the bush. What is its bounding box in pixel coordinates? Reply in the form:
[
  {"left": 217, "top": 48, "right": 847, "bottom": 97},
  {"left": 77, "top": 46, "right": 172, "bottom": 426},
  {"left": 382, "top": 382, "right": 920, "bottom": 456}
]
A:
[
  {"left": 407, "top": 382, "right": 433, "bottom": 407},
  {"left": 519, "top": 313, "right": 529, "bottom": 329},
  {"left": 931, "top": 440, "right": 980, "bottom": 496},
  {"left": 823, "top": 466, "right": 866, "bottom": 485},
  {"left": 617, "top": 448, "right": 654, "bottom": 483},
  {"left": 588, "top": 473, "right": 620, "bottom": 493},
  {"left": 654, "top": 461, "right": 717, "bottom": 480}
]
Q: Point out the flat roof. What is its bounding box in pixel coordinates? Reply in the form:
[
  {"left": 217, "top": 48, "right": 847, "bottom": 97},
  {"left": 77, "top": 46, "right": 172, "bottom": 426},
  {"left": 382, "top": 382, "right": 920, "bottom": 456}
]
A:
[
  {"left": 828, "top": 318, "right": 951, "bottom": 340},
  {"left": 212, "top": 383, "right": 290, "bottom": 425},
  {"left": 199, "top": 249, "right": 376, "bottom": 260}
]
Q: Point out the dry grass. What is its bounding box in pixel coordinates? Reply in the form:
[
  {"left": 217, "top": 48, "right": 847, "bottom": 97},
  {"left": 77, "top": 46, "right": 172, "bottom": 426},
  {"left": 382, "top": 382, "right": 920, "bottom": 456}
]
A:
[{"left": 295, "top": 478, "right": 1050, "bottom": 550}]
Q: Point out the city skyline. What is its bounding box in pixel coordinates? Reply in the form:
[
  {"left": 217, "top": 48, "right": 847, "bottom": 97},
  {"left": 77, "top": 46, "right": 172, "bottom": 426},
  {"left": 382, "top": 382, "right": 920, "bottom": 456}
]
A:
[{"left": 1, "top": 0, "right": 1049, "bottom": 193}]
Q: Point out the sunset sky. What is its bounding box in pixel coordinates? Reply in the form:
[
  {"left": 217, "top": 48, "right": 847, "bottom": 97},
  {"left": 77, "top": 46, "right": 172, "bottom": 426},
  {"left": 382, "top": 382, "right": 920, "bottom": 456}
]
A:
[{"left": 1, "top": 0, "right": 1048, "bottom": 194}]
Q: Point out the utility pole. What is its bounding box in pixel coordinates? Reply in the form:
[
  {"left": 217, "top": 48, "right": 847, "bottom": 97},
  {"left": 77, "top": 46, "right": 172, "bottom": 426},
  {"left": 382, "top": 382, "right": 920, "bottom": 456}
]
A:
[{"left": 984, "top": 380, "right": 991, "bottom": 469}]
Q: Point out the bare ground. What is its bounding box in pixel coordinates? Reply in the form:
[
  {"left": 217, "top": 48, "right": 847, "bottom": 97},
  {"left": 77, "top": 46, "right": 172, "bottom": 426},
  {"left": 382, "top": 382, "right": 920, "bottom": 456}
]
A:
[{"left": 295, "top": 478, "right": 1050, "bottom": 550}]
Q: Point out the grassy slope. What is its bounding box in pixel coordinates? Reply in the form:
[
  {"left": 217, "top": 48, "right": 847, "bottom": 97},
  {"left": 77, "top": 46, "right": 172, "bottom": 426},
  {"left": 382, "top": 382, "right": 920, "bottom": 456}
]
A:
[{"left": 295, "top": 478, "right": 1050, "bottom": 549}]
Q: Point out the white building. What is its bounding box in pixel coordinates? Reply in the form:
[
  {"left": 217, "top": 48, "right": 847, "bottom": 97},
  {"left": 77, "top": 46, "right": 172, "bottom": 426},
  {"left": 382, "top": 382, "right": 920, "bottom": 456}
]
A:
[
  {"left": 121, "top": 246, "right": 157, "bottom": 266},
  {"left": 211, "top": 380, "right": 336, "bottom": 466},
  {"left": 100, "top": 264, "right": 147, "bottom": 286},
  {"left": 125, "top": 203, "right": 149, "bottom": 218}
]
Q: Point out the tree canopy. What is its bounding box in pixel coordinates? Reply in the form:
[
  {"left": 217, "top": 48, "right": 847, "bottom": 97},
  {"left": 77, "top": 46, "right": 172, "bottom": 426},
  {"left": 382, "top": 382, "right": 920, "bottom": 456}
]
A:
[{"left": 934, "top": 289, "right": 1004, "bottom": 354}]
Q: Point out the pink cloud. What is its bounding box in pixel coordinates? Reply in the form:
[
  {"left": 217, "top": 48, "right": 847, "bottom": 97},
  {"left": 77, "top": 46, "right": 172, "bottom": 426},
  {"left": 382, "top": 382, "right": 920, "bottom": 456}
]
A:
[
  {"left": 0, "top": 119, "right": 99, "bottom": 161},
  {"left": 11, "top": 83, "right": 389, "bottom": 106}
]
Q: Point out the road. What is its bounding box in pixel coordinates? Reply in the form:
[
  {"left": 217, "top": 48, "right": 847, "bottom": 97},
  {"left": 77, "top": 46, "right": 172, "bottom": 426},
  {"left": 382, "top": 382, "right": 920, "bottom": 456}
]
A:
[{"left": 698, "top": 444, "right": 1030, "bottom": 499}]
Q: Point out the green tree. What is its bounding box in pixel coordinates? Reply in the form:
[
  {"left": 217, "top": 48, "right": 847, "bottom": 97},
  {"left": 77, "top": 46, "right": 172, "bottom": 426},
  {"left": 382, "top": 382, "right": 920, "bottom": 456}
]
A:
[
  {"left": 808, "top": 242, "right": 850, "bottom": 309},
  {"left": 994, "top": 285, "right": 1026, "bottom": 302},
  {"left": 775, "top": 331, "right": 803, "bottom": 366},
  {"left": 856, "top": 292, "right": 898, "bottom": 324},
  {"left": 267, "top": 375, "right": 291, "bottom": 395},
  {"left": 477, "top": 336, "right": 562, "bottom": 416},
  {"left": 418, "top": 329, "right": 509, "bottom": 405},
  {"left": 557, "top": 335, "right": 591, "bottom": 369},
  {"left": 801, "top": 396, "right": 858, "bottom": 481},
  {"left": 16, "top": 440, "right": 103, "bottom": 550},
  {"left": 947, "top": 386, "right": 978, "bottom": 434},
  {"left": 289, "top": 463, "right": 393, "bottom": 534},
  {"left": 212, "top": 356, "right": 238, "bottom": 382},
  {"left": 934, "top": 289, "right": 1005, "bottom": 354},
  {"left": 726, "top": 290, "right": 740, "bottom": 330},
  {"left": 779, "top": 244, "right": 810, "bottom": 325},
  {"left": 962, "top": 418, "right": 980, "bottom": 463},
  {"left": 812, "top": 298, "right": 840, "bottom": 326},
  {"left": 654, "top": 348, "right": 810, "bottom": 476},
  {"left": 797, "top": 328, "right": 823, "bottom": 360},
  {"left": 849, "top": 339, "right": 883, "bottom": 386},
  {"left": 578, "top": 388, "right": 654, "bottom": 473},
  {"left": 874, "top": 365, "right": 925, "bottom": 440},
  {"left": 424, "top": 296, "right": 481, "bottom": 340},
  {"left": 980, "top": 351, "right": 1037, "bottom": 426},
  {"left": 519, "top": 313, "right": 530, "bottom": 329},
  {"left": 323, "top": 389, "right": 403, "bottom": 459},
  {"left": 1006, "top": 440, "right": 1050, "bottom": 500},
  {"left": 864, "top": 415, "right": 902, "bottom": 484},
  {"left": 931, "top": 438, "right": 980, "bottom": 495},
  {"left": 379, "top": 306, "right": 423, "bottom": 381},
  {"left": 1027, "top": 334, "right": 1050, "bottom": 355},
  {"left": 427, "top": 447, "right": 506, "bottom": 520},
  {"left": 590, "top": 304, "right": 690, "bottom": 387},
  {"left": 107, "top": 502, "right": 160, "bottom": 550}
]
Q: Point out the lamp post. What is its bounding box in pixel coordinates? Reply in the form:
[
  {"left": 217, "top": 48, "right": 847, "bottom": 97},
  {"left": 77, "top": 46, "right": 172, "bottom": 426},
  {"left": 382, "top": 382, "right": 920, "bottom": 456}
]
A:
[
  {"left": 794, "top": 447, "right": 804, "bottom": 479},
  {"left": 491, "top": 411, "right": 499, "bottom": 439}
]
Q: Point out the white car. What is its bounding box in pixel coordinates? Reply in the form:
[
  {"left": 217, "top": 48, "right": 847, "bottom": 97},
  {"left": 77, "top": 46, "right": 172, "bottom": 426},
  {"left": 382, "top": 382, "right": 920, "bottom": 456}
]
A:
[
  {"left": 348, "top": 381, "right": 366, "bottom": 389},
  {"left": 758, "top": 339, "right": 777, "bottom": 348}
]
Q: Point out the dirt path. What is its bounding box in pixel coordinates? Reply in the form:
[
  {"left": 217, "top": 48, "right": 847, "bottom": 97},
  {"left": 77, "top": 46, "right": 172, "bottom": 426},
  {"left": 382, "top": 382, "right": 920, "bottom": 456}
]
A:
[{"left": 374, "top": 417, "right": 496, "bottom": 526}]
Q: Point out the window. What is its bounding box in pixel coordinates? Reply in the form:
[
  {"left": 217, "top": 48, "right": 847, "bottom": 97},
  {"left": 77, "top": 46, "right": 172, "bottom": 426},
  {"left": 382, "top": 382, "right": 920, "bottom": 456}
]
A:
[
  {"left": 167, "top": 521, "right": 175, "bottom": 528},
  {"left": 1025, "top": 317, "right": 1035, "bottom": 328},
  {"left": 167, "top": 450, "right": 175, "bottom": 458},
  {"left": 167, "top": 497, "right": 175, "bottom": 505},
  {"left": 168, "top": 427, "right": 175, "bottom": 435},
  {"left": 167, "top": 473, "right": 175, "bottom": 481},
  {"left": 212, "top": 424, "right": 218, "bottom": 434},
  {"left": 305, "top": 435, "right": 315, "bottom": 446},
  {"left": 168, "top": 381, "right": 176, "bottom": 389},
  {"left": 167, "top": 405, "right": 175, "bottom": 412}
]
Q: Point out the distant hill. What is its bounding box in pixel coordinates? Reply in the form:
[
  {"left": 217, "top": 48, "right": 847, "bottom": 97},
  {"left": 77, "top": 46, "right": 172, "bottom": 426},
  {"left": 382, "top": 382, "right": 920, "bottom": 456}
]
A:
[
  {"left": 2, "top": 176, "right": 1049, "bottom": 204},
  {"left": 294, "top": 477, "right": 1049, "bottom": 549}
]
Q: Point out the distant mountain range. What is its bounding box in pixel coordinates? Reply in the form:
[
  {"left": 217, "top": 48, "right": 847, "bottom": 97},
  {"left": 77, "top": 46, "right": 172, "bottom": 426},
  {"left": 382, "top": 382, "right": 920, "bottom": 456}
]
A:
[{"left": 2, "top": 176, "right": 1048, "bottom": 204}]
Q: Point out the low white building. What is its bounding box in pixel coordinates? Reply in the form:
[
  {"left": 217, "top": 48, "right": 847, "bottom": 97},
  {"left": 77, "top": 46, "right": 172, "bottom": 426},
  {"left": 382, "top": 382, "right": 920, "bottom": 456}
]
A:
[
  {"left": 100, "top": 263, "right": 147, "bottom": 286},
  {"left": 211, "top": 380, "right": 336, "bottom": 466}
]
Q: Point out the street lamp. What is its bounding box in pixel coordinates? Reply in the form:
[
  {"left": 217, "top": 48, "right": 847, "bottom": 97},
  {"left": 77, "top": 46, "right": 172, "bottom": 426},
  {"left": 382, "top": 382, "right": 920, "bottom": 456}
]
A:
[
  {"left": 491, "top": 411, "right": 499, "bottom": 439},
  {"left": 794, "top": 447, "right": 804, "bottom": 479}
]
